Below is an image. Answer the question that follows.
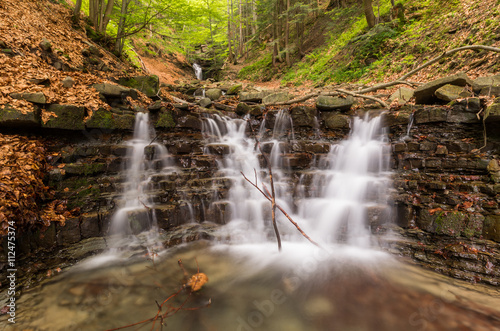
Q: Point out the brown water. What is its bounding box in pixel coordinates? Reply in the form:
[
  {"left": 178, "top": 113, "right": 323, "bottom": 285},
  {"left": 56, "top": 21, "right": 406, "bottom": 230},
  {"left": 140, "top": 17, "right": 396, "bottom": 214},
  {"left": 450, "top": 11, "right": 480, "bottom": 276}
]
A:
[{"left": 4, "top": 241, "right": 500, "bottom": 331}]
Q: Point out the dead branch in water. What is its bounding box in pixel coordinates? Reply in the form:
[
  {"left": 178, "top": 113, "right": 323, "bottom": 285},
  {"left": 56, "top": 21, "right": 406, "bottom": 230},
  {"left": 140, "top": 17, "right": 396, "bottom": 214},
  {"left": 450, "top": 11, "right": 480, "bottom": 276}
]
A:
[
  {"left": 241, "top": 119, "right": 321, "bottom": 251},
  {"left": 104, "top": 259, "right": 210, "bottom": 331}
]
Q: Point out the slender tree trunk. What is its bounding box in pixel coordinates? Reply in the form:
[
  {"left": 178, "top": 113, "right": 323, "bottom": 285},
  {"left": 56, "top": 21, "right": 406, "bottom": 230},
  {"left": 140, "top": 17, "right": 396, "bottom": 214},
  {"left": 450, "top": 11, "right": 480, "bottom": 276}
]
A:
[
  {"left": 115, "top": 0, "right": 130, "bottom": 56},
  {"left": 238, "top": 0, "right": 243, "bottom": 56},
  {"left": 227, "top": 0, "right": 233, "bottom": 63},
  {"left": 73, "top": 0, "right": 83, "bottom": 20},
  {"left": 251, "top": 0, "right": 257, "bottom": 36},
  {"left": 285, "top": 0, "right": 290, "bottom": 66},
  {"left": 99, "top": 0, "right": 114, "bottom": 33},
  {"left": 363, "top": 0, "right": 376, "bottom": 28}
]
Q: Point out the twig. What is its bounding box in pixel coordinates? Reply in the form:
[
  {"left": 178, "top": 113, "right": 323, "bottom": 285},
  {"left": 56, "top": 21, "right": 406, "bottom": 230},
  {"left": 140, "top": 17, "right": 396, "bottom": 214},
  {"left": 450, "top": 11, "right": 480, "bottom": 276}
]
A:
[{"left": 334, "top": 88, "right": 388, "bottom": 108}]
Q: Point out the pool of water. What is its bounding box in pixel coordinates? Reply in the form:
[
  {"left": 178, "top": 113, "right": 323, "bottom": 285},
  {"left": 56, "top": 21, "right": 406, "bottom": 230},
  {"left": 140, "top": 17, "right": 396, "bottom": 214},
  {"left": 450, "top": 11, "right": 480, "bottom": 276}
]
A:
[{"left": 5, "top": 241, "right": 500, "bottom": 331}]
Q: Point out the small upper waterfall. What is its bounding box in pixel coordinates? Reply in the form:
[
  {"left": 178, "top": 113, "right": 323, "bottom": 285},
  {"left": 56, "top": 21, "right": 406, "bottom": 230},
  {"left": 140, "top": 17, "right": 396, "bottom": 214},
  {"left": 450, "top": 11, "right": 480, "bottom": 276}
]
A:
[
  {"left": 193, "top": 63, "right": 203, "bottom": 80},
  {"left": 108, "top": 113, "right": 173, "bottom": 248}
]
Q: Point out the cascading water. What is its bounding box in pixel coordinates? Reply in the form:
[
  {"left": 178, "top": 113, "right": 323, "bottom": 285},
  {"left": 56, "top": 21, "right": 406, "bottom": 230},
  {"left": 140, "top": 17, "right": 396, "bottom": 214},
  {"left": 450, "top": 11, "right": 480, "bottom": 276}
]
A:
[
  {"left": 108, "top": 112, "right": 174, "bottom": 249},
  {"left": 193, "top": 63, "right": 203, "bottom": 80},
  {"left": 205, "top": 112, "right": 391, "bottom": 247},
  {"left": 295, "top": 114, "right": 391, "bottom": 247}
]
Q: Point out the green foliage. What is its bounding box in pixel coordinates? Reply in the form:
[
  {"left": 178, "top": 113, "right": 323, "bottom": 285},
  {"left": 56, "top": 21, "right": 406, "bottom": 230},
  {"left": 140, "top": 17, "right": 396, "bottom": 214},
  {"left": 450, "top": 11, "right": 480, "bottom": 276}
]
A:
[{"left": 237, "top": 53, "right": 274, "bottom": 81}]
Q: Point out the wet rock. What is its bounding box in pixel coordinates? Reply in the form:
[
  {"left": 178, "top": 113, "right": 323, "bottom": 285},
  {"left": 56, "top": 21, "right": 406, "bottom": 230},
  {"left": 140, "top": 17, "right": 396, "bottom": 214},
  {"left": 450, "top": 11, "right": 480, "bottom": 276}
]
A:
[
  {"left": 10, "top": 92, "right": 46, "bottom": 104},
  {"left": 205, "top": 88, "right": 222, "bottom": 101},
  {"left": 436, "top": 145, "right": 448, "bottom": 155},
  {"left": 155, "top": 109, "right": 176, "bottom": 129},
  {"left": 316, "top": 95, "right": 354, "bottom": 111},
  {"left": 414, "top": 72, "right": 473, "bottom": 104},
  {"left": 226, "top": 83, "right": 242, "bottom": 95},
  {"left": 177, "top": 114, "right": 202, "bottom": 130},
  {"left": 388, "top": 87, "right": 414, "bottom": 105},
  {"left": 382, "top": 111, "right": 411, "bottom": 127},
  {"left": 414, "top": 106, "right": 447, "bottom": 123},
  {"left": 62, "top": 76, "right": 75, "bottom": 88},
  {"left": 64, "top": 162, "right": 106, "bottom": 175},
  {"left": 249, "top": 105, "right": 263, "bottom": 116},
  {"left": 43, "top": 104, "right": 85, "bottom": 130},
  {"left": 483, "top": 215, "right": 500, "bottom": 241},
  {"left": 435, "top": 84, "right": 470, "bottom": 102},
  {"left": 262, "top": 92, "right": 289, "bottom": 104},
  {"left": 322, "top": 112, "right": 350, "bottom": 129},
  {"left": 118, "top": 75, "right": 160, "bottom": 98},
  {"left": 0, "top": 105, "right": 41, "bottom": 127},
  {"left": 291, "top": 106, "right": 317, "bottom": 127},
  {"left": 148, "top": 101, "right": 163, "bottom": 111},
  {"left": 80, "top": 213, "right": 101, "bottom": 239},
  {"left": 235, "top": 102, "right": 251, "bottom": 116},
  {"left": 198, "top": 97, "right": 212, "bottom": 108},
  {"left": 57, "top": 218, "right": 81, "bottom": 245}
]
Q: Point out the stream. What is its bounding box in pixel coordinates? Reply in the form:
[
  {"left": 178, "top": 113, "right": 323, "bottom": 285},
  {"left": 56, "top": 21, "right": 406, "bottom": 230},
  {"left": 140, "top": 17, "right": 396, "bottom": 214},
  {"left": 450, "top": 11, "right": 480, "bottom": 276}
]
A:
[{"left": 3, "top": 111, "right": 500, "bottom": 330}]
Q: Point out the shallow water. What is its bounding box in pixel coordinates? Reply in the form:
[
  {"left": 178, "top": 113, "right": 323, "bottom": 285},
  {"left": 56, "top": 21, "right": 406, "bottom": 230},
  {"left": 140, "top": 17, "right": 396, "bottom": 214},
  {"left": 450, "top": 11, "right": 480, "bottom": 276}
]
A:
[{"left": 6, "top": 241, "right": 500, "bottom": 331}]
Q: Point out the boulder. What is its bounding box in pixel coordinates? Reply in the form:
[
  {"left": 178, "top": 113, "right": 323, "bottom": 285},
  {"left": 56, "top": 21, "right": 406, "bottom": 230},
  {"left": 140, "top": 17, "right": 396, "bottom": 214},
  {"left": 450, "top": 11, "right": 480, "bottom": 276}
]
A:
[
  {"left": 62, "top": 76, "right": 75, "bottom": 88},
  {"left": 118, "top": 75, "right": 160, "bottom": 98},
  {"left": 205, "top": 88, "right": 222, "bottom": 101},
  {"left": 435, "top": 84, "right": 469, "bottom": 102},
  {"left": 249, "top": 105, "right": 264, "bottom": 117},
  {"left": 472, "top": 74, "right": 500, "bottom": 93},
  {"left": 177, "top": 114, "right": 202, "bottom": 131},
  {"left": 316, "top": 95, "right": 354, "bottom": 111},
  {"left": 290, "top": 106, "right": 317, "bottom": 127},
  {"left": 10, "top": 92, "right": 46, "bottom": 104},
  {"left": 39, "top": 38, "right": 52, "bottom": 51},
  {"left": 235, "top": 102, "right": 251, "bottom": 116},
  {"left": 0, "top": 105, "right": 40, "bottom": 127},
  {"left": 449, "top": 97, "right": 481, "bottom": 113},
  {"left": 240, "top": 91, "right": 268, "bottom": 103},
  {"left": 92, "top": 83, "right": 131, "bottom": 97},
  {"left": 381, "top": 110, "right": 411, "bottom": 127},
  {"left": 484, "top": 98, "right": 500, "bottom": 122},
  {"left": 85, "top": 108, "right": 135, "bottom": 130},
  {"left": 226, "top": 83, "right": 242, "bottom": 95},
  {"left": 414, "top": 72, "right": 473, "bottom": 104},
  {"left": 388, "top": 87, "right": 414, "bottom": 105},
  {"left": 322, "top": 113, "right": 350, "bottom": 129},
  {"left": 198, "top": 97, "right": 212, "bottom": 108},
  {"left": 43, "top": 104, "right": 85, "bottom": 130},
  {"left": 262, "top": 92, "right": 289, "bottom": 105}
]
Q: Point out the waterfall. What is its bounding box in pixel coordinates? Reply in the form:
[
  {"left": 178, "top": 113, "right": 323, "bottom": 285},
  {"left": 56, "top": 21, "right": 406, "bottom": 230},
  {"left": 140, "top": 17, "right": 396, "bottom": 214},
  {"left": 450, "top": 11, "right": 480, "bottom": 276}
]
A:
[
  {"left": 205, "top": 112, "right": 391, "bottom": 247},
  {"left": 296, "top": 114, "right": 391, "bottom": 247},
  {"left": 193, "top": 63, "right": 203, "bottom": 80},
  {"left": 108, "top": 113, "right": 174, "bottom": 248}
]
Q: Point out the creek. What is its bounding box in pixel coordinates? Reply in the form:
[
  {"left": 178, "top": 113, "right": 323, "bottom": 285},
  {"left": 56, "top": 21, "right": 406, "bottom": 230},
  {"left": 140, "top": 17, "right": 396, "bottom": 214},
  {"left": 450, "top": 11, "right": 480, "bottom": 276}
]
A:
[{"left": 4, "top": 111, "right": 500, "bottom": 330}]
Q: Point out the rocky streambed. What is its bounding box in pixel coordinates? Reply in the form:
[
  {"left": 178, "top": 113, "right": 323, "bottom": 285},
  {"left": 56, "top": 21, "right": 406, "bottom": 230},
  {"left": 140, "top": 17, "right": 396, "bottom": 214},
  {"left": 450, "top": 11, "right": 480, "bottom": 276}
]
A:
[{"left": 1, "top": 72, "right": 500, "bottom": 293}]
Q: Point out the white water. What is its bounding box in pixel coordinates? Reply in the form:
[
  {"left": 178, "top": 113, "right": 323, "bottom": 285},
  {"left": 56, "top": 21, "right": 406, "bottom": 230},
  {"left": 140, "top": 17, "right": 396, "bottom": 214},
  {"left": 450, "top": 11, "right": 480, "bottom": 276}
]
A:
[
  {"left": 295, "top": 114, "right": 391, "bottom": 247},
  {"left": 193, "top": 63, "right": 203, "bottom": 80},
  {"left": 204, "top": 112, "right": 391, "bottom": 248},
  {"left": 108, "top": 113, "right": 174, "bottom": 249}
]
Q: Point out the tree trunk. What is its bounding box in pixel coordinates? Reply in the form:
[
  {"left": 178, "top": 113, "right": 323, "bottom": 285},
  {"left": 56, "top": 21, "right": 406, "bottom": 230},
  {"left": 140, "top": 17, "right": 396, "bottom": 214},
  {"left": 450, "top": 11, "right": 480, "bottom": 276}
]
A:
[
  {"left": 238, "top": 0, "right": 243, "bottom": 56},
  {"left": 73, "top": 0, "right": 83, "bottom": 20},
  {"left": 99, "top": 0, "right": 114, "bottom": 33},
  {"left": 115, "top": 0, "right": 130, "bottom": 56},
  {"left": 363, "top": 0, "right": 376, "bottom": 28},
  {"left": 227, "top": 0, "right": 233, "bottom": 63},
  {"left": 285, "top": 0, "right": 290, "bottom": 66}
]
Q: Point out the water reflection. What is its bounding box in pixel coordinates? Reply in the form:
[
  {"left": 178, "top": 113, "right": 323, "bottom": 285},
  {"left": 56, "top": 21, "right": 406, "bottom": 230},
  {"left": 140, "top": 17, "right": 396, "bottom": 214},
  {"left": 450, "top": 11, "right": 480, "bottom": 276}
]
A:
[{"left": 9, "top": 242, "right": 500, "bottom": 331}]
